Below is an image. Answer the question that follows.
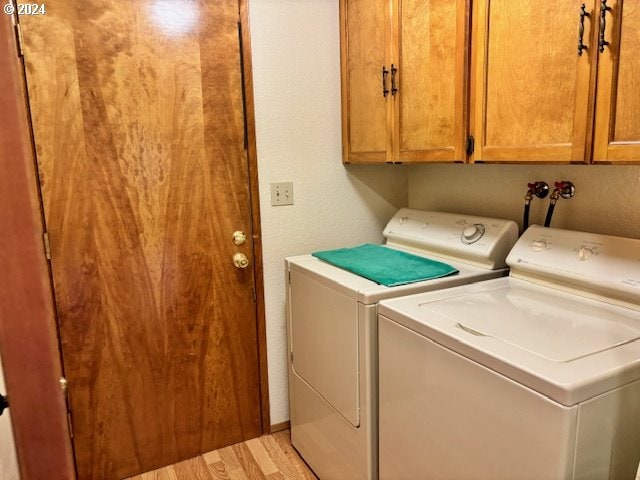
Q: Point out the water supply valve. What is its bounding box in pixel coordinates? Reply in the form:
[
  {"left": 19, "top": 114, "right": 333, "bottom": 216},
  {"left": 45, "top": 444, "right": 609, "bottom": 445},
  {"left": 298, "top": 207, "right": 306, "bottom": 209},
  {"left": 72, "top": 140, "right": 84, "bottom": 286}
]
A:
[
  {"left": 527, "top": 181, "right": 550, "bottom": 200},
  {"left": 554, "top": 181, "right": 576, "bottom": 200}
]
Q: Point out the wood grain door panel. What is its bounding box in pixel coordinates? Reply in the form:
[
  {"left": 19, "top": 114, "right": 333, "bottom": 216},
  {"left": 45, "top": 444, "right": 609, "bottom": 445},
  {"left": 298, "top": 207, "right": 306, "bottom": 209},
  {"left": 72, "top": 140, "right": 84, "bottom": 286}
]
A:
[
  {"left": 594, "top": 0, "right": 640, "bottom": 162},
  {"left": 341, "top": 0, "right": 391, "bottom": 163},
  {"left": 21, "top": 1, "right": 262, "bottom": 478},
  {"left": 472, "top": 0, "right": 598, "bottom": 162},
  {"left": 397, "top": 0, "right": 469, "bottom": 162}
]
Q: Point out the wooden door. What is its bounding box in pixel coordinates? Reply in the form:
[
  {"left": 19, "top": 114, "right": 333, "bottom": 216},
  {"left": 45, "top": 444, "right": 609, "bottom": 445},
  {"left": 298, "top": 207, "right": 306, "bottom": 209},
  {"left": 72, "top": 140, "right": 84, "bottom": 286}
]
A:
[
  {"left": 471, "top": 0, "right": 598, "bottom": 162},
  {"left": 341, "top": 0, "right": 392, "bottom": 163},
  {"left": 396, "top": 0, "right": 469, "bottom": 162},
  {"left": 20, "top": 1, "right": 264, "bottom": 478},
  {"left": 593, "top": 0, "right": 640, "bottom": 162}
]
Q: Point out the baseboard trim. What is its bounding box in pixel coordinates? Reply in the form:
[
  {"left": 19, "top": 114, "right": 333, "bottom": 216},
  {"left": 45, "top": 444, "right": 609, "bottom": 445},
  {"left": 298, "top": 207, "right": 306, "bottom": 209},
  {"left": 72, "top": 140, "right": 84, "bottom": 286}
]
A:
[{"left": 270, "top": 421, "right": 290, "bottom": 433}]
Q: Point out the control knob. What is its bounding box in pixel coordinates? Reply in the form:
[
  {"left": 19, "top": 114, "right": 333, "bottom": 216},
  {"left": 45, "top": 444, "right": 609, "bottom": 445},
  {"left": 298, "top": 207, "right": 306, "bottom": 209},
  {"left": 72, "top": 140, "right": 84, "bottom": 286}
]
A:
[
  {"left": 578, "top": 247, "right": 593, "bottom": 261},
  {"left": 531, "top": 240, "right": 547, "bottom": 252},
  {"left": 461, "top": 223, "right": 485, "bottom": 244}
]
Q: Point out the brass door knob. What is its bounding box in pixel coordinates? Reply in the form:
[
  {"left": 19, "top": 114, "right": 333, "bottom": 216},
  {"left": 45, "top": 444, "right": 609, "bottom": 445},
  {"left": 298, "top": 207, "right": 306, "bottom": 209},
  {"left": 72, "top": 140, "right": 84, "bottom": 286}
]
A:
[
  {"left": 233, "top": 253, "right": 250, "bottom": 269},
  {"left": 232, "top": 231, "right": 247, "bottom": 245}
]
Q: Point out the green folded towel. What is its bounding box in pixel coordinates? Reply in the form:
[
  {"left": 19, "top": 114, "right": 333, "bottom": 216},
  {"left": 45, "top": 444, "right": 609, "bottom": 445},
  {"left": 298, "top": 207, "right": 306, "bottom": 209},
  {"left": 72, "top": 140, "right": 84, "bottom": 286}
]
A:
[{"left": 312, "top": 244, "right": 458, "bottom": 287}]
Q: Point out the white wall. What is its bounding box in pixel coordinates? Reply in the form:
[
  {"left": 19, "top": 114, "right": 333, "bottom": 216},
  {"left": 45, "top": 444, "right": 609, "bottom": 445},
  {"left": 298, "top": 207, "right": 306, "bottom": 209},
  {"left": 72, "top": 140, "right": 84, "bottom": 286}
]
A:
[
  {"left": 408, "top": 164, "right": 640, "bottom": 239},
  {"left": 249, "top": 0, "right": 408, "bottom": 425}
]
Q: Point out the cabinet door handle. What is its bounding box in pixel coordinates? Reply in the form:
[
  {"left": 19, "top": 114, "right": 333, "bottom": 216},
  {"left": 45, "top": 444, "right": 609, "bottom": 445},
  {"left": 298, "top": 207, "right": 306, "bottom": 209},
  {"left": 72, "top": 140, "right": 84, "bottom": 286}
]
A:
[
  {"left": 391, "top": 64, "right": 398, "bottom": 96},
  {"left": 577, "top": 3, "right": 590, "bottom": 56},
  {"left": 599, "top": 0, "right": 611, "bottom": 53},
  {"left": 382, "top": 66, "right": 390, "bottom": 98}
]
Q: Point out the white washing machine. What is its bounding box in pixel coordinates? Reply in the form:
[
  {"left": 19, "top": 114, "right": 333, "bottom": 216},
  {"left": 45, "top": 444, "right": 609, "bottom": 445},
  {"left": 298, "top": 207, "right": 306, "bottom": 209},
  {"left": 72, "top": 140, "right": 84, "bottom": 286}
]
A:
[
  {"left": 286, "top": 209, "right": 519, "bottom": 479},
  {"left": 378, "top": 225, "right": 640, "bottom": 479}
]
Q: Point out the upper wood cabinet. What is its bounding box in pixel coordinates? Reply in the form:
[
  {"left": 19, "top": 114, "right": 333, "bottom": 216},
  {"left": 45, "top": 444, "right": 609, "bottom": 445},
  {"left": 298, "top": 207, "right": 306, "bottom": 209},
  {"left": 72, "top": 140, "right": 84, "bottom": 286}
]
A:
[
  {"left": 340, "top": 0, "right": 470, "bottom": 164},
  {"left": 593, "top": 0, "right": 640, "bottom": 162},
  {"left": 468, "top": 0, "right": 640, "bottom": 164},
  {"left": 471, "top": 0, "right": 598, "bottom": 163},
  {"left": 342, "top": 0, "right": 640, "bottom": 164}
]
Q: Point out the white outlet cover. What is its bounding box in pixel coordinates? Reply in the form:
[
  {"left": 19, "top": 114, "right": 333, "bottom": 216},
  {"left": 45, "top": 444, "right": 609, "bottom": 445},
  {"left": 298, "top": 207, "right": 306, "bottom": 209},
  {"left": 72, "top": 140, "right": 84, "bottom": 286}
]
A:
[{"left": 270, "top": 182, "right": 294, "bottom": 206}]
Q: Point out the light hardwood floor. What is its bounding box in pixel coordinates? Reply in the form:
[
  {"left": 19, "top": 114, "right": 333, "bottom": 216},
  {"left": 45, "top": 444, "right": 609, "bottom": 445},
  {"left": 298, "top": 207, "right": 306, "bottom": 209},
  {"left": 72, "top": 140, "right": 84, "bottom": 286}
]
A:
[{"left": 127, "top": 430, "right": 318, "bottom": 480}]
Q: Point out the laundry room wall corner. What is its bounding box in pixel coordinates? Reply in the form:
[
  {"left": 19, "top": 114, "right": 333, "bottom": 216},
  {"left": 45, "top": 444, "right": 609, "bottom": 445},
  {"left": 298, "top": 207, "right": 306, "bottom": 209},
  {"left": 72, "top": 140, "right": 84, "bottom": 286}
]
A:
[{"left": 249, "top": 0, "right": 409, "bottom": 426}]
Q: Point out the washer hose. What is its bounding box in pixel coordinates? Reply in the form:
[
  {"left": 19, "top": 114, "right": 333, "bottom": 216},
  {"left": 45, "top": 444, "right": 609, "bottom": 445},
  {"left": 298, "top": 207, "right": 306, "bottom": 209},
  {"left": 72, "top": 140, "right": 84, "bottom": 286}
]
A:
[
  {"left": 544, "top": 196, "right": 558, "bottom": 227},
  {"left": 523, "top": 194, "right": 533, "bottom": 231},
  {"left": 544, "top": 181, "right": 575, "bottom": 227}
]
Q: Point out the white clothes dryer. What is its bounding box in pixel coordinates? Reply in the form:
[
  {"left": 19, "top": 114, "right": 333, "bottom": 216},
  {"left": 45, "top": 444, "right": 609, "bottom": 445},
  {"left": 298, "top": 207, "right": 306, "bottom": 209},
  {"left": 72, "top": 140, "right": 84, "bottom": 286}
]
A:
[
  {"left": 286, "top": 209, "right": 518, "bottom": 479},
  {"left": 378, "top": 226, "right": 640, "bottom": 479}
]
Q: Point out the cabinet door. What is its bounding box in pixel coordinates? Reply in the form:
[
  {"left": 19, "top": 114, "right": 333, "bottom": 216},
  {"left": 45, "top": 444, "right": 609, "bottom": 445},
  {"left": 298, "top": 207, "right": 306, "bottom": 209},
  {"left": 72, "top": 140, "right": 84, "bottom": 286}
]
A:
[
  {"left": 341, "top": 0, "right": 392, "bottom": 163},
  {"left": 471, "top": 0, "right": 598, "bottom": 162},
  {"left": 396, "top": 0, "right": 469, "bottom": 162},
  {"left": 593, "top": 0, "right": 640, "bottom": 162}
]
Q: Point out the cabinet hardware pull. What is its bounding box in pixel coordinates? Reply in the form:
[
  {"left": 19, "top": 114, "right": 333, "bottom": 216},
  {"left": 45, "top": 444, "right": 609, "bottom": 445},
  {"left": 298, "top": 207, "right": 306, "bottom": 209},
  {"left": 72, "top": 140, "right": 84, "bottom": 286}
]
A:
[
  {"left": 382, "top": 66, "right": 390, "bottom": 98},
  {"left": 391, "top": 64, "right": 398, "bottom": 96},
  {"left": 577, "top": 4, "right": 590, "bottom": 56},
  {"left": 599, "top": 0, "right": 611, "bottom": 53}
]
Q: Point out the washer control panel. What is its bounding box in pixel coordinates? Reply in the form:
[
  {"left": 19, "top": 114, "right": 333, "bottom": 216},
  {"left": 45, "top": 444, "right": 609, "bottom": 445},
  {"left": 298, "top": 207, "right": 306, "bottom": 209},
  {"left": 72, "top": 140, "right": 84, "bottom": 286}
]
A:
[
  {"left": 383, "top": 209, "right": 519, "bottom": 269},
  {"left": 507, "top": 225, "right": 640, "bottom": 302}
]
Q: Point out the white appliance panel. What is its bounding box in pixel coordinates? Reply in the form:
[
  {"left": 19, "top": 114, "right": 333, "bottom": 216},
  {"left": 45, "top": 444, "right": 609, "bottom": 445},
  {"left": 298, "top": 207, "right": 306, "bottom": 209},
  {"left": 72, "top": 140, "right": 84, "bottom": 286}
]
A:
[
  {"left": 574, "top": 381, "right": 640, "bottom": 480},
  {"left": 379, "top": 277, "right": 640, "bottom": 406},
  {"left": 508, "top": 226, "right": 640, "bottom": 308},
  {"left": 379, "top": 316, "right": 578, "bottom": 480},
  {"left": 290, "top": 268, "right": 360, "bottom": 427},
  {"left": 289, "top": 304, "right": 378, "bottom": 480},
  {"left": 384, "top": 209, "right": 518, "bottom": 269}
]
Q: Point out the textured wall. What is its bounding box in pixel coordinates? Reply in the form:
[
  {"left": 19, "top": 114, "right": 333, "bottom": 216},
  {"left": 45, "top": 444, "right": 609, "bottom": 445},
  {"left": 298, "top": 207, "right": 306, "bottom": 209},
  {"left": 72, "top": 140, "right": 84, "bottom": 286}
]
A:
[
  {"left": 408, "top": 164, "right": 640, "bottom": 239},
  {"left": 249, "top": 0, "right": 408, "bottom": 425}
]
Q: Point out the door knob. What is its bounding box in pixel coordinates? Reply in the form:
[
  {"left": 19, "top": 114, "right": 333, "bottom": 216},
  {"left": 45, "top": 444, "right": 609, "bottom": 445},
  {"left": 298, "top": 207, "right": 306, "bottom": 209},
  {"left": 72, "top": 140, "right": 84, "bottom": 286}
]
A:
[
  {"left": 232, "top": 231, "right": 247, "bottom": 245},
  {"left": 233, "top": 253, "right": 250, "bottom": 269}
]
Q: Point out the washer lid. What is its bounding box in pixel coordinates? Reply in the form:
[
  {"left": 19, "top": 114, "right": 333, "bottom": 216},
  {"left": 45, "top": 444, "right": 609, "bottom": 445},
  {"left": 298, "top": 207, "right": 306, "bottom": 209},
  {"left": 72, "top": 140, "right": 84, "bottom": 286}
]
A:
[
  {"left": 430, "top": 282, "right": 640, "bottom": 363},
  {"left": 378, "top": 277, "right": 640, "bottom": 406}
]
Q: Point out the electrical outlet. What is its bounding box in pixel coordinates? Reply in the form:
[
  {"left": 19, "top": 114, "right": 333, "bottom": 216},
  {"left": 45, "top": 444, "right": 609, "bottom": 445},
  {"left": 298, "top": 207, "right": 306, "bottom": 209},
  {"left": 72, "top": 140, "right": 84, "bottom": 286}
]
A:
[{"left": 270, "top": 182, "right": 294, "bottom": 206}]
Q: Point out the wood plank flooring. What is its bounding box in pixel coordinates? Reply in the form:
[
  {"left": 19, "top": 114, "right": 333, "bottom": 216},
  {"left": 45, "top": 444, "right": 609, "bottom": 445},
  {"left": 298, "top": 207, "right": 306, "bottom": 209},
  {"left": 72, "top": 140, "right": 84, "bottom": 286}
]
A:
[{"left": 127, "top": 431, "right": 318, "bottom": 480}]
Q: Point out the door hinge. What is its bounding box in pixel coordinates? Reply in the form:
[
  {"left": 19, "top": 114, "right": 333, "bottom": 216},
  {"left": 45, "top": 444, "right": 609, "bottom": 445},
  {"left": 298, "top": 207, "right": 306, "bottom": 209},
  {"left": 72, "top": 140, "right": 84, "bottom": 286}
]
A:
[
  {"left": 66, "top": 411, "right": 74, "bottom": 438},
  {"left": 288, "top": 270, "right": 291, "bottom": 284},
  {"left": 43, "top": 232, "right": 51, "bottom": 260},
  {"left": 290, "top": 352, "right": 293, "bottom": 363},
  {"left": 14, "top": 23, "right": 24, "bottom": 58},
  {"left": 466, "top": 135, "right": 475, "bottom": 155},
  {"left": 60, "top": 378, "right": 73, "bottom": 438},
  {"left": 252, "top": 287, "right": 257, "bottom": 302}
]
